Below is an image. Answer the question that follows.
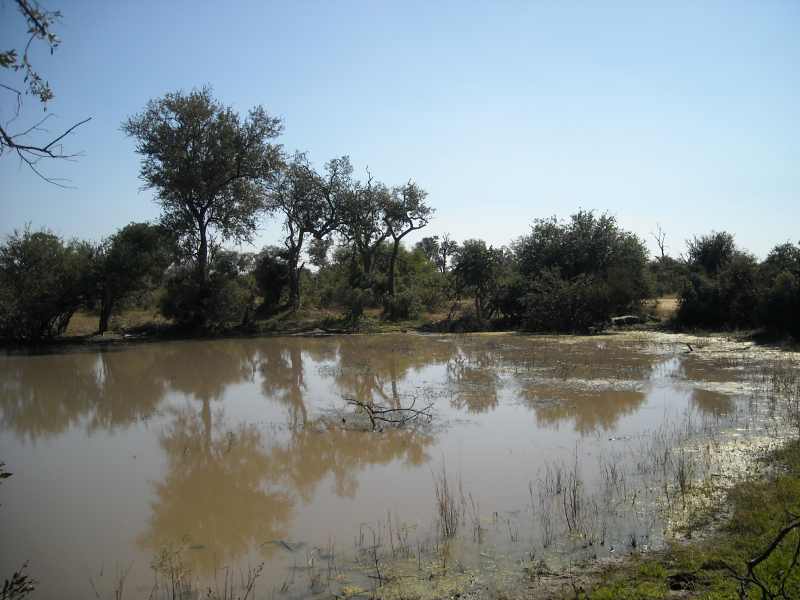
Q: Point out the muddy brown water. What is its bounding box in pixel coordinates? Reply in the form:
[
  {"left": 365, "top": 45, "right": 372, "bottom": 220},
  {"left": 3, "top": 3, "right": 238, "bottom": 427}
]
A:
[{"left": 0, "top": 332, "right": 788, "bottom": 598}]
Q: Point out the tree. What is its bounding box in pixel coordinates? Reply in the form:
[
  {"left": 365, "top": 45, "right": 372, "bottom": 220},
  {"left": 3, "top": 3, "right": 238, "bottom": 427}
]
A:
[
  {"left": 761, "top": 242, "right": 800, "bottom": 281},
  {"left": 437, "top": 233, "right": 458, "bottom": 274},
  {"left": 269, "top": 153, "right": 351, "bottom": 308},
  {"left": 338, "top": 171, "right": 392, "bottom": 280},
  {"left": 92, "top": 222, "right": 174, "bottom": 334},
  {"left": 650, "top": 224, "right": 667, "bottom": 260},
  {"left": 1, "top": 0, "right": 91, "bottom": 184},
  {"left": 308, "top": 236, "right": 333, "bottom": 268},
  {"left": 383, "top": 181, "right": 432, "bottom": 295},
  {"left": 122, "top": 87, "right": 282, "bottom": 284},
  {"left": 415, "top": 233, "right": 456, "bottom": 273},
  {"left": 452, "top": 239, "right": 502, "bottom": 320},
  {"left": 515, "top": 211, "right": 650, "bottom": 330},
  {"left": 0, "top": 227, "right": 93, "bottom": 340},
  {"left": 686, "top": 231, "right": 736, "bottom": 275},
  {"left": 415, "top": 236, "right": 440, "bottom": 264}
]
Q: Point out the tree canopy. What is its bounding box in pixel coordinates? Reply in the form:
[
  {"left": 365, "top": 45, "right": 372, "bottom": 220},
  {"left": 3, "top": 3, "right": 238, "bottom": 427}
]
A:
[{"left": 122, "top": 87, "right": 283, "bottom": 283}]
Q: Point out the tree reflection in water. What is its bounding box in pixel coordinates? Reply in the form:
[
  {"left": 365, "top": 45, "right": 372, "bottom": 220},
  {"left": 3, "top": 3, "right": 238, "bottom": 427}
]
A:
[{"left": 139, "top": 405, "right": 292, "bottom": 573}]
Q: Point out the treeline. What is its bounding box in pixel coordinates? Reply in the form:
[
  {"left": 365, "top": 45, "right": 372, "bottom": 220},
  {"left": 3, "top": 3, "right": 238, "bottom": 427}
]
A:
[
  {"left": 1, "top": 87, "right": 798, "bottom": 341},
  {"left": 671, "top": 232, "right": 800, "bottom": 336},
  {"left": 2, "top": 213, "right": 799, "bottom": 342}
]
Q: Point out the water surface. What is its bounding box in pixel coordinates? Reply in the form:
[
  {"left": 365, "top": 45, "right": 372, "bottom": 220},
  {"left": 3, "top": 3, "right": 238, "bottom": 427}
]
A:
[{"left": 0, "top": 332, "right": 773, "bottom": 598}]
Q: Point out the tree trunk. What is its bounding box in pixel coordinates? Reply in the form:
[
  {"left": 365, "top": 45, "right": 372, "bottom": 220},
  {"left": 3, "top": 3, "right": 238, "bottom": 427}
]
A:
[
  {"left": 362, "top": 249, "right": 373, "bottom": 276},
  {"left": 288, "top": 266, "right": 301, "bottom": 310},
  {"left": 98, "top": 290, "right": 114, "bottom": 335},
  {"left": 197, "top": 224, "right": 209, "bottom": 283},
  {"left": 475, "top": 295, "right": 482, "bottom": 321},
  {"left": 388, "top": 240, "right": 400, "bottom": 296}
]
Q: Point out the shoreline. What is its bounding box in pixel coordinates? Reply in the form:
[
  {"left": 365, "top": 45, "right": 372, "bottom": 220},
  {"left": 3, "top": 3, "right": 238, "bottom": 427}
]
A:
[{"left": 2, "top": 309, "right": 796, "bottom": 355}]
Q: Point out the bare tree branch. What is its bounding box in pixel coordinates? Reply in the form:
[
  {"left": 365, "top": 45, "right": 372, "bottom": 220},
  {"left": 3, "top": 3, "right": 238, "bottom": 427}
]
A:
[{"left": 344, "top": 397, "right": 433, "bottom": 431}]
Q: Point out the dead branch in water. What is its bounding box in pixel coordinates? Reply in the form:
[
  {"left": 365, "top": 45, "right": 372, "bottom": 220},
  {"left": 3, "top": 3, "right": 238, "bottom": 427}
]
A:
[{"left": 344, "top": 397, "right": 433, "bottom": 431}]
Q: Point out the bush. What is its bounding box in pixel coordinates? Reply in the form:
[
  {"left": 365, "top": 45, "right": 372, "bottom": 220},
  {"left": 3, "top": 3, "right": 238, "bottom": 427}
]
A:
[
  {"left": 648, "top": 257, "right": 689, "bottom": 297},
  {"left": 93, "top": 222, "right": 174, "bottom": 333},
  {"left": 677, "top": 251, "right": 759, "bottom": 330},
  {"left": 718, "top": 253, "right": 760, "bottom": 328},
  {"left": 342, "top": 287, "right": 372, "bottom": 325},
  {"left": 522, "top": 269, "right": 609, "bottom": 332},
  {"left": 161, "top": 265, "right": 255, "bottom": 330},
  {"left": 415, "top": 278, "right": 447, "bottom": 312},
  {"left": 676, "top": 271, "right": 721, "bottom": 328},
  {"left": 253, "top": 247, "right": 289, "bottom": 311},
  {"left": 382, "top": 289, "right": 422, "bottom": 321},
  {"left": 490, "top": 272, "right": 527, "bottom": 322},
  {"left": 515, "top": 211, "right": 649, "bottom": 329},
  {"left": 761, "top": 270, "right": 800, "bottom": 337},
  {"left": 0, "top": 228, "right": 94, "bottom": 341}
]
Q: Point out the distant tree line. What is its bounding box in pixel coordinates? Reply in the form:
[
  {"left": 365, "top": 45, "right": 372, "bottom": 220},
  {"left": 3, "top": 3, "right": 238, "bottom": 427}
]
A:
[
  {"left": 1, "top": 87, "right": 798, "bottom": 341},
  {"left": 673, "top": 232, "right": 800, "bottom": 336}
]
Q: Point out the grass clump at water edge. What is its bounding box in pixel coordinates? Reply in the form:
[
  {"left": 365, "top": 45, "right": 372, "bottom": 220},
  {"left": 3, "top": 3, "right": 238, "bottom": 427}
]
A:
[{"left": 573, "top": 439, "right": 800, "bottom": 599}]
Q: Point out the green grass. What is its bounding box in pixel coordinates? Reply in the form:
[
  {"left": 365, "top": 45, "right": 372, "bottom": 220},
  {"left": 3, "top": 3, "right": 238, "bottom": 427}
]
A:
[{"left": 576, "top": 439, "right": 800, "bottom": 599}]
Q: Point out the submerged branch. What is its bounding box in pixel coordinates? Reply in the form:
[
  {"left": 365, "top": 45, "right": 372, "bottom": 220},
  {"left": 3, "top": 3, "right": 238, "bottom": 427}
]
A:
[{"left": 344, "top": 397, "right": 433, "bottom": 431}]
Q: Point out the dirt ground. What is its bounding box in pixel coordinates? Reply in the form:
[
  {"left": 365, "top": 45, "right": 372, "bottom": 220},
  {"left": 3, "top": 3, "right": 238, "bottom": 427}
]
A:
[{"left": 646, "top": 296, "right": 679, "bottom": 321}]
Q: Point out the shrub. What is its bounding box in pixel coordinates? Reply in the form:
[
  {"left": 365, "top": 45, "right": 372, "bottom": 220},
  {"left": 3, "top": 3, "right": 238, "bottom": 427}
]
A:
[
  {"left": 676, "top": 271, "right": 721, "bottom": 328},
  {"left": 161, "top": 264, "right": 255, "bottom": 330},
  {"left": 515, "top": 211, "right": 649, "bottom": 329},
  {"left": 253, "top": 247, "right": 289, "bottom": 311},
  {"left": 686, "top": 231, "right": 736, "bottom": 275},
  {"left": 760, "top": 270, "right": 800, "bottom": 337},
  {"left": 677, "top": 251, "right": 759, "bottom": 330},
  {"left": 342, "top": 287, "right": 372, "bottom": 325},
  {"left": 648, "top": 257, "right": 689, "bottom": 297},
  {"left": 718, "top": 253, "right": 760, "bottom": 328},
  {"left": 92, "top": 222, "right": 174, "bottom": 333},
  {"left": 0, "top": 228, "right": 94, "bottom": 341},
  {"left": 382, "top": 289, "right": 422, "bottom": 321},
  {"left": 415, "top": 278, "right": 447, "bottom": 312},
  {"left": 522, "top": 269, "right": 609, "bottom": 332},
  {"left": 451, "top": 239, "right": 504, "bottom": 321}
]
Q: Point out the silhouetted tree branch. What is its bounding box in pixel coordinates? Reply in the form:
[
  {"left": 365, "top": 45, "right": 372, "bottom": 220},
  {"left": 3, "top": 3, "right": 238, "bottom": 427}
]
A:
[{"left": 1, "top": 0, "right": 92, "bottom": 185}]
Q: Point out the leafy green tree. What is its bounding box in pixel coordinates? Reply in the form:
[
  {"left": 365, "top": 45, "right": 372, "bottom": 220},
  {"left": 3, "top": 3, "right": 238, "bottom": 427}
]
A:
[
  {"left": 761, "top": 270, "right": 800, "bottom": 337},
  {"left": 717, "top": 252, "right": 760, "bottom": 327},
  {"left": 338, "top": 172, "right": 392, "bottom": 280},
  {"left": 437, "top": 234, "right": 458, "bottom": 274},
  {"left": 122, "top": 87, "right": 282, "bottom": 284},
  {"left": 308, "top": 236, "right": 333, "bottom": 268},
  {"left": 92, "top": 222, "right": 174, "bottom": 333},
  {"left": 0, "top": 227, "right": 93, "bottom": 340},
  {"left": 269, "top": 153, "right": 351, "bottom": 308},
  {"left": 761, "top": 242, "right": 800, "bottom": 281},
  {"left": 515, "top": 211, "right": 649, "bottom": 330},
  {"left": 677, "top": 233, "right": 760, "bottom": 330},
  {"left": 383, "top": 181, "right": 432, "bottom": 296},
  {"left": 452, "top": 239, "right": 503, "bottom": 320},
  {"left": 415, "top": 236, "right": 440, "bottom": 264},
  {"left": 757, "top": 242, "right": 800, "bottom": 336},
  {"left": 686, "top": 231, "right": 736, "bottom": 275}
]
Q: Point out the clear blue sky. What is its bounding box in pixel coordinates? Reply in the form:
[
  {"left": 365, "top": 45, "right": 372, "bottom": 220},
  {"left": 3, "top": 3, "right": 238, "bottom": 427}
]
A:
[{"left": 1, "top": 0, "right": 798, "bottom": 258}]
